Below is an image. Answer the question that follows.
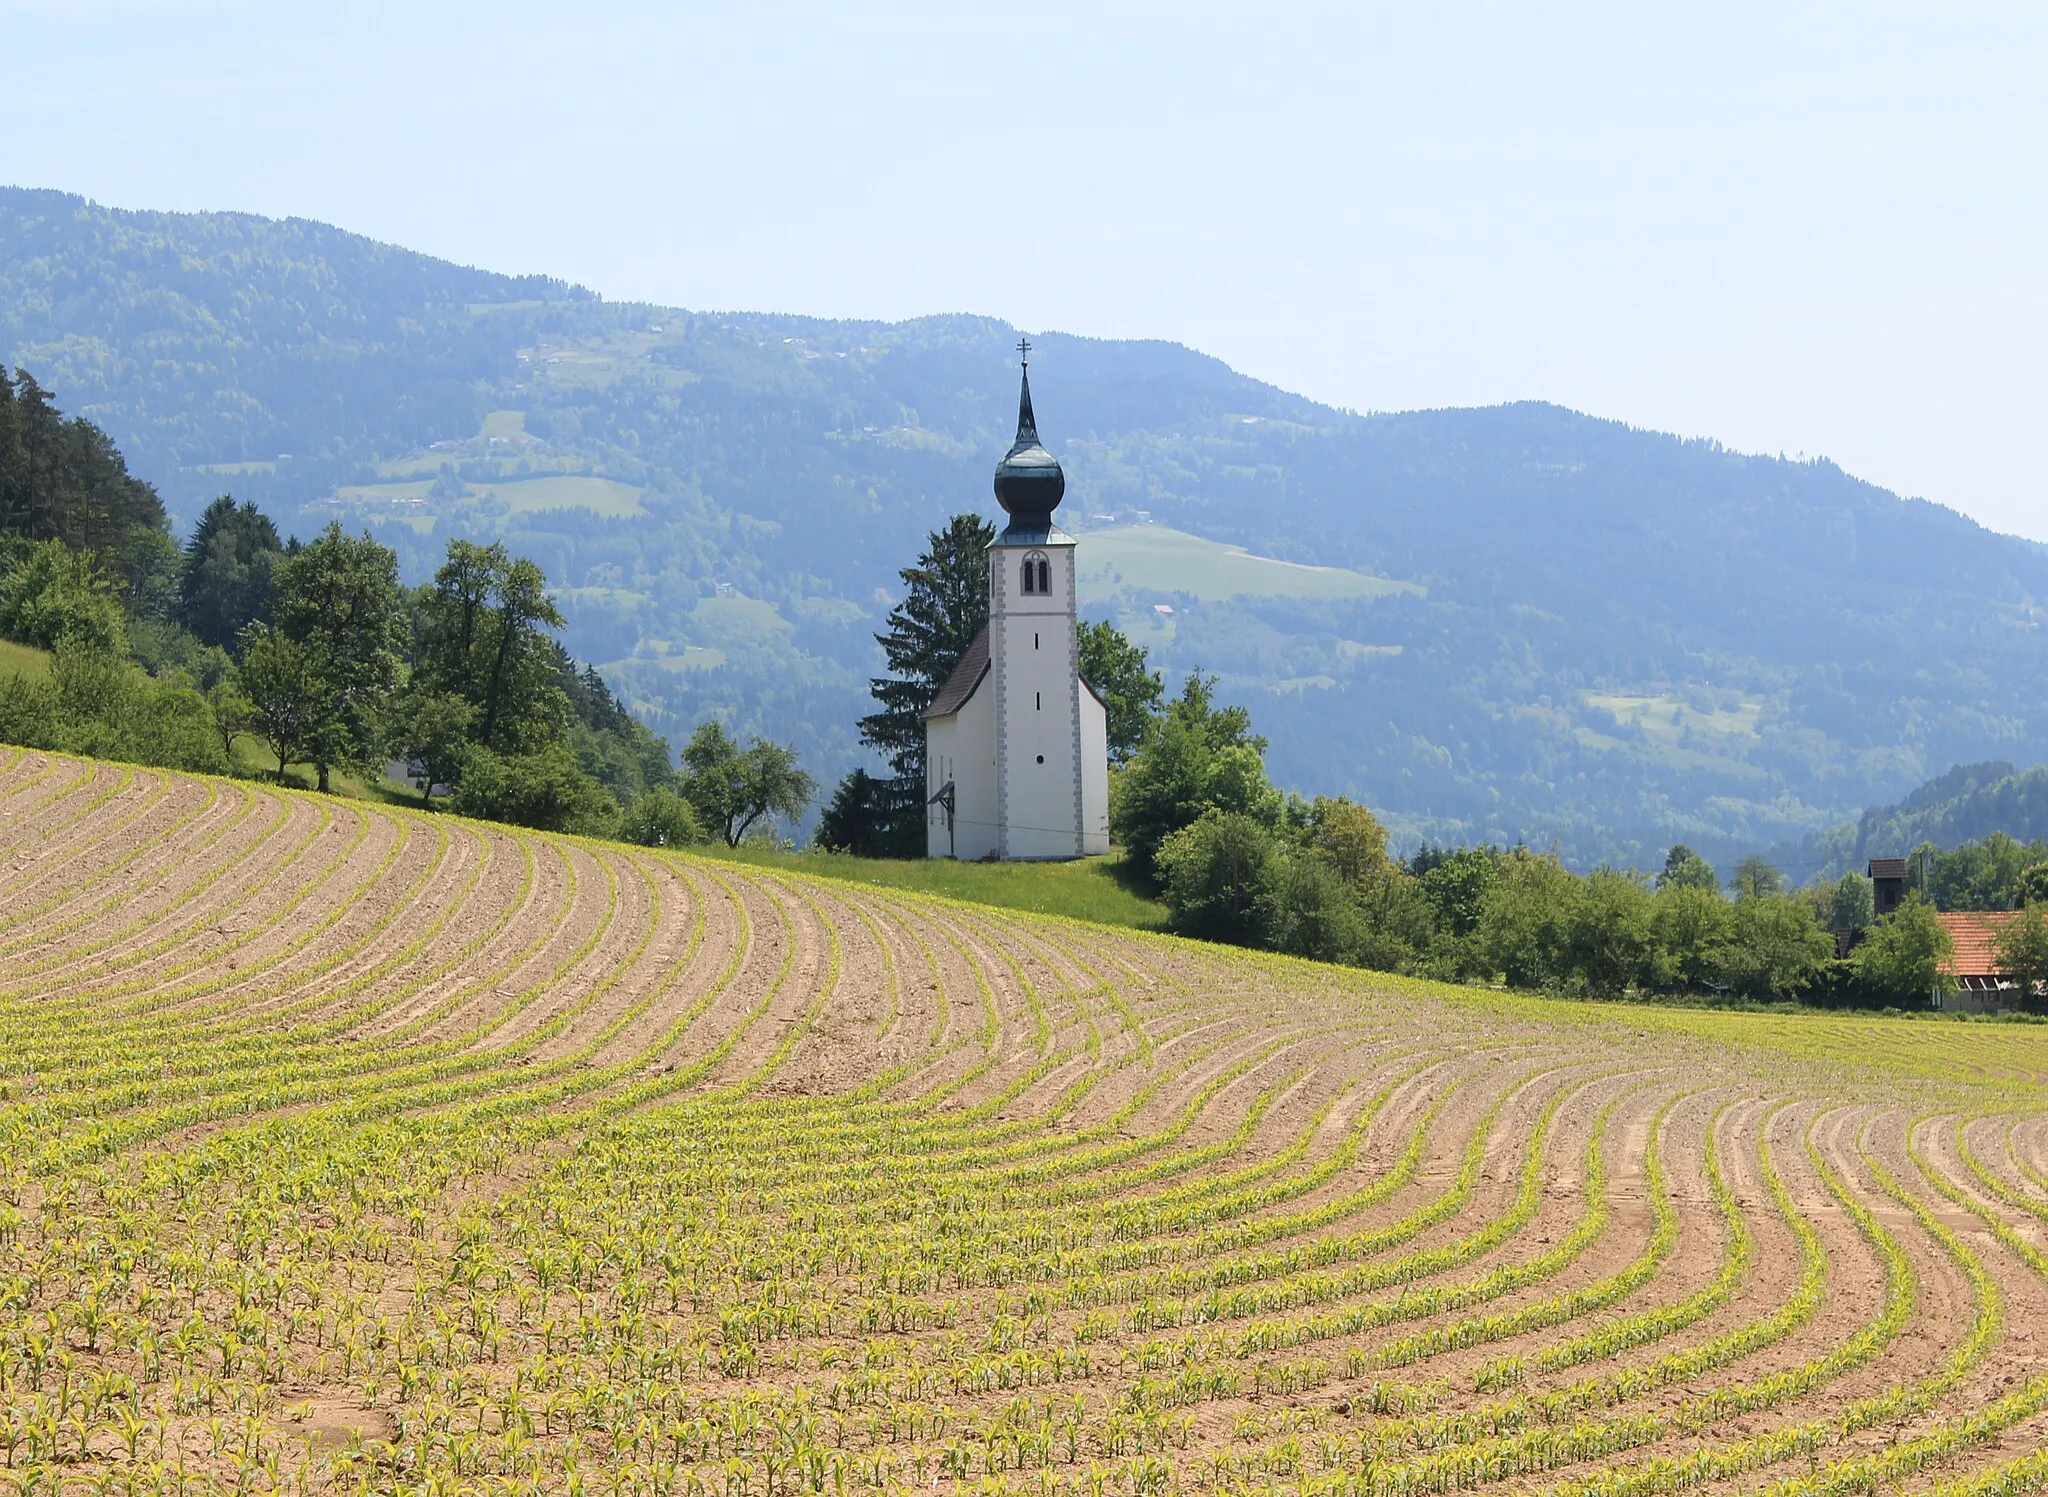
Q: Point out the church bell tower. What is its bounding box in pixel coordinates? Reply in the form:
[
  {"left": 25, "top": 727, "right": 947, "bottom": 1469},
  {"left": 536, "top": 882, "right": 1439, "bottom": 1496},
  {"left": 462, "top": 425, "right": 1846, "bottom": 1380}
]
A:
[
  {"left": 988, "top": 342, "right": 1090, "bottom": 859},
  {"left": 922, "top": 343, "right": 1110, "bottom": 860}
]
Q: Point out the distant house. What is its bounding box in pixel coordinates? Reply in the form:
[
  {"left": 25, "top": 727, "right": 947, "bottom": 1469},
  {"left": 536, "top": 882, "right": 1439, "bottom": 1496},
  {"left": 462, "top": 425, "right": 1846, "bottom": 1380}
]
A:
[{"left": 1936, "top": 910, "right": 2022, "bottom": 1013}]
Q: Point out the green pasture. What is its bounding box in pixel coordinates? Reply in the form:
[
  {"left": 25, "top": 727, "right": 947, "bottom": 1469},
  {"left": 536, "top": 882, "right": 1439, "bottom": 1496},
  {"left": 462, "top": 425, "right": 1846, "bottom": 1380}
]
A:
[
  {"left": 699, "top": 841, "right": 1170, "bottom": 932},
  {"left": 1075, "top": 524, "right": 1422, "bottom": 605}
]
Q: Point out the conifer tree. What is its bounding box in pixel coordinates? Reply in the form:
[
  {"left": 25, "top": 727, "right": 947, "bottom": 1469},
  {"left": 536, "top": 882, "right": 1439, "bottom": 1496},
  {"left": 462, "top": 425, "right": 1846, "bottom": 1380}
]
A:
[
  {"left": 859, "top": 513, "right": 995, "bottom": 782},
  {"left": 179, "top": 496, "right": 282, "bottom": 649}
]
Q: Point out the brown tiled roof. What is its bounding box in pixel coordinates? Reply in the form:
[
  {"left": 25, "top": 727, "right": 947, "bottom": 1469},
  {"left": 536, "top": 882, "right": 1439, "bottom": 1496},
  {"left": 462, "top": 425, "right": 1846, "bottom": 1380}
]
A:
[
  {"left": 1937, "top": 910, "right": 2020, "bottom": 978},
  {"left": 1868, "top": 857, "right": 1909, "bottom": 880},
  {"left": 921, "top": 624, "right": 989, "bottom": 721}
]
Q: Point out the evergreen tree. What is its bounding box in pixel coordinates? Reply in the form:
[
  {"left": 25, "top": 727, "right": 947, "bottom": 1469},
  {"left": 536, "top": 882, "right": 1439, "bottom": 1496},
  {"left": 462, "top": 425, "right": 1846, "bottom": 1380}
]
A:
[
  {"left": 1656, "top": 844, "right": 1720, "bottom": 893},
  {"left": 179, "top": 496, "right": 283, "bottom": 649},
  {"left": 0, "top": 365, "right": 170, "bottom": 597},
  {"left": 860, "top": 513, "right": 995, "bottom": 781}
]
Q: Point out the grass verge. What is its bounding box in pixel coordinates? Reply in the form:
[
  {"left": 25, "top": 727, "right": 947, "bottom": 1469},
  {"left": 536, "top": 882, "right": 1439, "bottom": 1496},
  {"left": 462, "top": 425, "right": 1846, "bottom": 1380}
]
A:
[{"left": 695, "top": 841, "right": 1170, "bottom": 932}]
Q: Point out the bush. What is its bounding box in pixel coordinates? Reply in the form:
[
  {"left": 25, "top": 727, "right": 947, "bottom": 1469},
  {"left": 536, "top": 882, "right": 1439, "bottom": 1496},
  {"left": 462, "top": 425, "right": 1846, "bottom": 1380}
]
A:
[
  {"left": 1110, "top": 673, "right": 1279, "bottom": 881},
  {"left": 0, "top": 540, "right": 127, "bottom": 654},
  {"left": 0, "top": 636, "right": 225, "bottom": 774},
  {"left": 1257, "top": 851, "right": 1368, "bottom": 964},
  {"left": 1156, "top": 811, "right": 1279, "bottom": 944},
  {"left": 452, "top": 744, "right": 618, "bottom": 835},
  {"left": 620, "top": 787, "right": 704, "bottom": 849}
]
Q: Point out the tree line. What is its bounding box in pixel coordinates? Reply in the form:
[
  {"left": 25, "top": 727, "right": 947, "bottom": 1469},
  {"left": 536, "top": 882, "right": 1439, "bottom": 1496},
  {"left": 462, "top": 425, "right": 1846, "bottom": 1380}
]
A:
[
  {"left": 0, "top": 367, "right": 816, "bottom": 848},
  {"left": 837, "top": 513, "right": 2025, "bottom": 1014}
]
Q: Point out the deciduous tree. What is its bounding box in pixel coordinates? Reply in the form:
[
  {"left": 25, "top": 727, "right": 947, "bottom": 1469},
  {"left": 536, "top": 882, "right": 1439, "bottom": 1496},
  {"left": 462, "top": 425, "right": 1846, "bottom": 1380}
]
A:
[
  {"left": 1078, "top": 619, "right": 1163, "bottom": 764},
  {"left": 681, "top": 721, "right": 817, "bottom": 847}
]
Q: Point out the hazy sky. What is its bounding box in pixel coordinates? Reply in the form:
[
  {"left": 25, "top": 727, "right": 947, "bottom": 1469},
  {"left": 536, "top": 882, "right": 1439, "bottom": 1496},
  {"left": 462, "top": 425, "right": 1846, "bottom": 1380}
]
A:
[{"left": 7, "top": 2, "right": 2045, "bottom": 539}]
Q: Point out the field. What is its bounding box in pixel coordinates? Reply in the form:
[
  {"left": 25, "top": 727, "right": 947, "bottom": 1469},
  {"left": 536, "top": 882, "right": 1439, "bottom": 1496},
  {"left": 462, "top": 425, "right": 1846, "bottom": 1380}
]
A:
[
  {"left": 0, "top": 640, "right": 50, "bottom": 680},
  {"left": 1073, "top": 527, "right": 1423, "bottom": 606},
  {"left": 328, "top": 475, "right": 648, "bottom": 526},
  {"left": 8, "top": 749, "right": 2048, "bottom": 1497}
]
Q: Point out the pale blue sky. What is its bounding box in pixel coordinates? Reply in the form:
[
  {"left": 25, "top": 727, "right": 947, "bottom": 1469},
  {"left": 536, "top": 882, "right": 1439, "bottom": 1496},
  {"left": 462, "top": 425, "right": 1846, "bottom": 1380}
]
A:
[{"left": 7, "top": 2, "right": 2045, "bottom": 538}]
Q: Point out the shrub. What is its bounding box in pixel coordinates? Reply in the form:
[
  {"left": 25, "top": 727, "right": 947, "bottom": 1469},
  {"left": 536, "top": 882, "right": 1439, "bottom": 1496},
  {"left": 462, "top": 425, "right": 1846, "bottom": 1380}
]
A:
[
  {"left": 0, "top": 540, "right": 127, "bottom": 654},
  {"left": 0, "top": 636, "right": 224, "bottom": 774},
  {"left": 1156, "top": 810, "right": 1279, "bottom": 944},
  {"left": 1256, "top": 851, "right": 1368, "bottom": 965},
  {"left": 620, "top": 787, "right": 705, "bottom": 849},
  {"left": 453, "top": 743, "right": 618, "bottom": 835}
]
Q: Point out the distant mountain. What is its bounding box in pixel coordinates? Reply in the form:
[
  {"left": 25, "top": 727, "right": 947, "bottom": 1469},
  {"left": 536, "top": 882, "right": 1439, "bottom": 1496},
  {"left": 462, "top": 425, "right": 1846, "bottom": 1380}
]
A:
[
  {"left": 6, "top": 185, "right": 2047, "bottom": 866},
  {"left": 1764, "top": 760, "right": 2048, "bottom": 880}
]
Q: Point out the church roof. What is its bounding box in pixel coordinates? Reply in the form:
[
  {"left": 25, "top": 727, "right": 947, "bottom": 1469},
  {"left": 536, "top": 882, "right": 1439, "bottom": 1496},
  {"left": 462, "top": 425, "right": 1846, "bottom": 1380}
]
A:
[{"left": 922, "top": 624, "right": 990, "bottom": 721}]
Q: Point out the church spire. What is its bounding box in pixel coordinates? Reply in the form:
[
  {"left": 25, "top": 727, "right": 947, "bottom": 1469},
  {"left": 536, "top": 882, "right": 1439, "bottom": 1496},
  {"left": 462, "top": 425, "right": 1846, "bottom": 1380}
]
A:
[
  {"left": 993, "top": 338, "right": 1064, "bottom": 527},
  {"left": 1014, "top": 338, "right": 1040, "bottom": 446}
]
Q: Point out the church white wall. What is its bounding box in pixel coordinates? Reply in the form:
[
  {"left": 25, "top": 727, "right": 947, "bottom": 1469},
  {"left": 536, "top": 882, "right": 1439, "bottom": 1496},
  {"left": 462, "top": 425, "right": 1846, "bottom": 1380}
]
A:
[
  {"left": 926, "top": 683, "right": 998, "bottom": 861},
  {"left": 991, "top": 536, "right": 1088, "bottom": 860},
  {"left": 1080, "top": 687, "right": 1110, "bottom": 856}
]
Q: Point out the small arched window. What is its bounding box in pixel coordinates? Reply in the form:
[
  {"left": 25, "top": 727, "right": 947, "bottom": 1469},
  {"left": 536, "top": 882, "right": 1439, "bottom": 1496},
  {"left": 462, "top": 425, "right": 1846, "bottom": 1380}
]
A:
[{"left": 1021, "top": 552, "right": 1051, "bottom": 595}]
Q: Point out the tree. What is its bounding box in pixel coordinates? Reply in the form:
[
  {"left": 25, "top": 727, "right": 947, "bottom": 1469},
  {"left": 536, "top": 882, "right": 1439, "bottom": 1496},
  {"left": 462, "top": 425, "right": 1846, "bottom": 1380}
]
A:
[
  {"left": 2020, "top": 863, "right": 2048, "bottom": 908},
  {"left": 179, "top": 496, "right": 282, "bottom": 649},
  {"left": 1852, "top": 894, "right": 1955, "bottom": 1008},
  {"left": 1078, "top": 619, "right": 1163, "bottom": 764},
  {"left": 1256, "top": 849, "right": 1369, "bottom": 965},
  {"left": 231, "top": 624, "right": 322, "bottom": 780},
  {"left": 816, "top": 769, "right": 922, "bottom": 858},
  {"left": 385, "top": 687, "right": 477, "bottom": 804},
  {"left": 1711, "top": 896, "right": 1833, "bottom": 1000},
  {"left": 1729, "top": 855, "right": 1784, "bottom": 900},
  {"left": 1657, "top": 844, "right": 1719, "bottom": 894},
  {"left": 1416, "top": 847, "right": 1502, "bottom": 942},
  {"left": 1557, "top": 869, "right": 1666, "bottom": 995},
  {"left": 205, "top": 678, "right": 257, "bottom": 763},
  {"left": 0, "top": 365, "right": 170, "bottom": 594},
  {"left": 1109, "top": 672, "right": 1279, "bottom": 881},
  {"left": 680, "top": 722, "right": 817, "bottom": 847},
  {"left": 1156, "top": 810, "right": 1279, "bottom": 945},
  {"left": 860, "top": 513, "right": 995, "bottom": 783},
  {"left": 1310, "top": 797, "right": 1396, "bottom": 890},
  {"left": 271, "top": 524, "right": 407, "bottom": 792},
  {"left": 621, "top": 787, "right": 704, "bottom": 849},
  {"left": 1827, "top": 873, "right": 1876, "bottom": 930},
  {"left": 1991, "top": 906, "right": 2048, "bottom": 1011},
  {"left": 412, "top": 540, "right": 569, "bottom": 758},
  {"left": 1651, "top": 883, "right": 1734, "bottom": 991},
  {"left": 1471, "top": 851, "right": 1582, "bottom": 990}
]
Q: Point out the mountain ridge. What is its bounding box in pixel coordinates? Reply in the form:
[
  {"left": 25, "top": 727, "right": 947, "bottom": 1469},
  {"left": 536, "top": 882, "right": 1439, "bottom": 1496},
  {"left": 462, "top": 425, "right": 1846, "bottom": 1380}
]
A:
[{"left": 4, "top": 184, "right": 2043, "bottom": 867}]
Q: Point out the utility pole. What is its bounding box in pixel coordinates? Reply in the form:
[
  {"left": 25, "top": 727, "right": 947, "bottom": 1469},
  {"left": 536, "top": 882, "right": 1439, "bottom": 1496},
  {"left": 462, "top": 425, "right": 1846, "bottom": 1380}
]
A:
[{"left": 1925, "top": 846, "right": 1941, "bottom": 1011}]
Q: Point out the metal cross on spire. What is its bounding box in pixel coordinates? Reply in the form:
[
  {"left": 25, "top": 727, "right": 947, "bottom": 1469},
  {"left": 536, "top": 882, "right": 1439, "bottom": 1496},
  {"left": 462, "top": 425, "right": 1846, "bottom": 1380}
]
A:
[{"left": 1017, "top": 337, "right": 1031, "bottom": 367}]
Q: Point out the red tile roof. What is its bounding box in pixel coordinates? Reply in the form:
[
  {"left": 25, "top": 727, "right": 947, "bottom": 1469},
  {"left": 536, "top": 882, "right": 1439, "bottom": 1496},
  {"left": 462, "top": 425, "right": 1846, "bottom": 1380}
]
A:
[
  {"left": 1937, "top": 910, "right": 2019, "bottom": 978},
  {"left": 1868, "top": 857, "right": 1910, "bottom": 880}
]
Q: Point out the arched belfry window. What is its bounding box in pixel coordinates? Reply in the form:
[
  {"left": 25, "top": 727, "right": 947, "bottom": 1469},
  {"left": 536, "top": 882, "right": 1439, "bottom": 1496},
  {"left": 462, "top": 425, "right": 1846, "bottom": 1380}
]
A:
[{"left": 1020, "top": 551, "right": 1051, "bottom": 596}]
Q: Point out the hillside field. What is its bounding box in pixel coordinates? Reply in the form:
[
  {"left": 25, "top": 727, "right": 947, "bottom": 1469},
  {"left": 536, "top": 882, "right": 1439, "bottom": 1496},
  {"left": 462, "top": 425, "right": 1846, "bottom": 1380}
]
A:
[{"left": 9, "top": 748, "right": 2048, "bottom": 1497}]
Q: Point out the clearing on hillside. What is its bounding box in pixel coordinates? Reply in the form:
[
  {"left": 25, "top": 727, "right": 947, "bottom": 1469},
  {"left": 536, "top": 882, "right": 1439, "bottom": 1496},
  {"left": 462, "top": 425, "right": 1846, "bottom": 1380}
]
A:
[{"left": 5, "top": 747, "right": 2048, "bottom": 1497}]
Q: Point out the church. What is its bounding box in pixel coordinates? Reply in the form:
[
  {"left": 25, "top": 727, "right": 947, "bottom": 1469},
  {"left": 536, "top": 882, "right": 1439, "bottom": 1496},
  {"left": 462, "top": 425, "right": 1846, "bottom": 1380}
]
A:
[{"left": 922, "top": 348, "right": 1111, "bottom": 860}]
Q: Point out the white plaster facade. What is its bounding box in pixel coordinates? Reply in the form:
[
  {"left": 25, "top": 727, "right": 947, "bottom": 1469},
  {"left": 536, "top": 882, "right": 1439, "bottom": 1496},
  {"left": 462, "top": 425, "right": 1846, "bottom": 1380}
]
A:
[{"left": 924, "top": 530, "right": 1110, "bottom": 861}]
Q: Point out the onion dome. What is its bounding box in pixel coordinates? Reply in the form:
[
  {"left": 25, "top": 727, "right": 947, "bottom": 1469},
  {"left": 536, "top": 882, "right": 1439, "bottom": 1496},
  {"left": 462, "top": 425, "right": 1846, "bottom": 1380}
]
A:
[{"left": 992, "top": 342, "right": 1064, "bottom": 526}]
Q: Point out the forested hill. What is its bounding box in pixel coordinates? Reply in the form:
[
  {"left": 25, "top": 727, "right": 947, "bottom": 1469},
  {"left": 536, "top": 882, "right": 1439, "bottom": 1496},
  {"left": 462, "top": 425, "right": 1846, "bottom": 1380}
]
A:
[{"left": 5, "top": 184, "right": 2046, "bottom": 867}]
